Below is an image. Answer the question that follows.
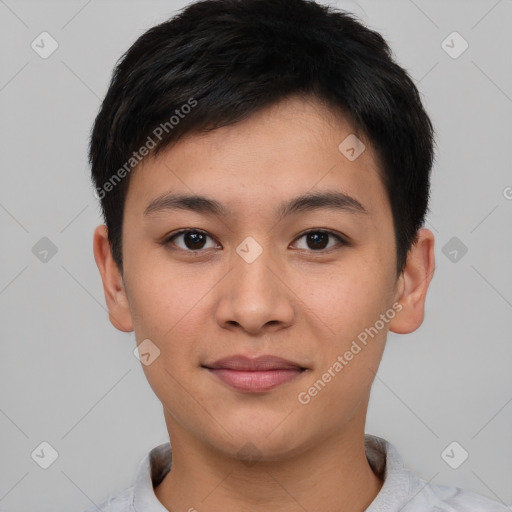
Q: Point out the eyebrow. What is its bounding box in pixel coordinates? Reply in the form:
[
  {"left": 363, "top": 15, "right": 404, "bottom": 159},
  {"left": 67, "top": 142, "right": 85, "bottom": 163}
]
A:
[{"left": 144, "top": 190, "right": 368, "bottom": 218}]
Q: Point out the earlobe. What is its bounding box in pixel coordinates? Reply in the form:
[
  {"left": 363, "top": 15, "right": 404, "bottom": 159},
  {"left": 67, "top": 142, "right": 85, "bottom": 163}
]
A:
[
  {"left": 389, "top": 228, "right": 435, "bottom": 335},
  {"left": 93, "top": 224, "right": 134, "bottom": 333}
]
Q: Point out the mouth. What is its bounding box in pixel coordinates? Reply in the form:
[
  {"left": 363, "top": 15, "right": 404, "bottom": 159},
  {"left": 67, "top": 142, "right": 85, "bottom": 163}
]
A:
[{"left": 202, "top": 355, "right": 307, "bottom": 393}]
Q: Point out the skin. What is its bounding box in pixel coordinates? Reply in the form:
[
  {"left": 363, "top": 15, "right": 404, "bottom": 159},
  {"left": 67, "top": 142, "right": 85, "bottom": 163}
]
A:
[{"left": 93, "top": 95, "right": 435, "bottom": 512}]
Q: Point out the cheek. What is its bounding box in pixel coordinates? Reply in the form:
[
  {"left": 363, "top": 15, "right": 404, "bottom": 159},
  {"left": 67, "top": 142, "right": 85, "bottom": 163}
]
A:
[
  {"left": 293, "top": 271, "right": 390, "bottom": 431},
  {"left": 126, "top": 263, "right": 213, "bottom": 378},
  {"left": 125, "top": 255, "right": 204, "bottom": 337},
  {"left": 131, "top": 279, "right": 203, "bottom": 411},
  {"left": 291, "top": 256, "right": 392, "bottom": 337}
]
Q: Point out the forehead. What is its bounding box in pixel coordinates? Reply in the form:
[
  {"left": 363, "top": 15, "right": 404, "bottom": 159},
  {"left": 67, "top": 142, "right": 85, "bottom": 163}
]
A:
[{"left": 124, "top": 95, "right": 389, "bottom": 222}]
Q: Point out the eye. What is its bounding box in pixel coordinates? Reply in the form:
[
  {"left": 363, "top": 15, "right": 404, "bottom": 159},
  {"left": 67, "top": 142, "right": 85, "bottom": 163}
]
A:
[
  {"left": 164, "top": 229, "right": 220, "bottom": 251},
  {"left": 292, "top": 230, "right": 347, "bottom": 251},
  {"left": 163, "top": 228, "right": 347, "bottom": 253}
]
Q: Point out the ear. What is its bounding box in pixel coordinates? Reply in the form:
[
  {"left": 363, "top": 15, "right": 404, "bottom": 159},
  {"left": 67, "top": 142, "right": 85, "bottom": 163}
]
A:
[
  {"left": 93, "top": 224, "right": 134, "bottom": 332},
  {"left": 389, "top": 228, "right": 435, "bottom": 334}
]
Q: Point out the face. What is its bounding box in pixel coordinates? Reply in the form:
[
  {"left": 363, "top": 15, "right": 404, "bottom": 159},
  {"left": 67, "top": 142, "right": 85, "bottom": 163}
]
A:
[{"left": 95, "top": 95, "right": 434, "bottom": 461}]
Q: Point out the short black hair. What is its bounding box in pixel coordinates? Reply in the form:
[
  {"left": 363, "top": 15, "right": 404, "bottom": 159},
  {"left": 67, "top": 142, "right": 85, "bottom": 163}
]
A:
[{"left": 89, "top": 0, "right": 436, "bottom": 277}]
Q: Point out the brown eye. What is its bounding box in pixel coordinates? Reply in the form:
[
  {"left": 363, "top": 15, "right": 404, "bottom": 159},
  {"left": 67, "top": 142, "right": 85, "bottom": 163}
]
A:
[
  {"left": 293, "top": 230, "right": 346, "bottom": 251},
  {"left": 166, "top": 230, "right": 218, "bottom": 251}
]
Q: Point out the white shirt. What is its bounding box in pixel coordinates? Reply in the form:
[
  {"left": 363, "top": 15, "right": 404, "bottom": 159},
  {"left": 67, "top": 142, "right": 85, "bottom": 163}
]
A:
[{"left": 82, "top": 434, "right": 510, "bottom": 511}]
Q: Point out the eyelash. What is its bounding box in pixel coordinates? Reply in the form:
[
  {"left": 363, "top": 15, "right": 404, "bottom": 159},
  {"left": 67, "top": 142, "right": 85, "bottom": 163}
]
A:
[{"left": 162, "top": 228, "right": 348, "bottom": 254}]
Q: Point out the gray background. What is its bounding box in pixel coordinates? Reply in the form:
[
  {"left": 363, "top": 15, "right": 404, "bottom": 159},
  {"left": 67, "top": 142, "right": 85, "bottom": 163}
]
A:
[{"left": 0, "top": 0, "right": 511, "bottom": 511}]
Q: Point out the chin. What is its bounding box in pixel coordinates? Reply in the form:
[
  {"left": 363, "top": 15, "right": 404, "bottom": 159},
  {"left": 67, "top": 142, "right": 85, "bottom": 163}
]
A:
[{"left": 206, "top": 422, "right": 309, "bottom": 463}]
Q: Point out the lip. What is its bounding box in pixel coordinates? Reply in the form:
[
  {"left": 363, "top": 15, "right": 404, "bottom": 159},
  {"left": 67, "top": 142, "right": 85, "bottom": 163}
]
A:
[{"left": 203, "top": 355, "right": 307, "bottom": 393}]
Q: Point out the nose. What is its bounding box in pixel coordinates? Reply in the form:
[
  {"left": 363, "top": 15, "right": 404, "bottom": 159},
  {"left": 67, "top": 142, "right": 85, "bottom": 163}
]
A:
[{"left": 214, "top": 244, "right": 295, "bottom": 335}]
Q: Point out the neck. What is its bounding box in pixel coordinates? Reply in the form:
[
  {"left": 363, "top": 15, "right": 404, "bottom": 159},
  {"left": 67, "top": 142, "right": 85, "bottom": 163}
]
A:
[{"left": 155, "top": 419, "right": 383, "bottom": 512}]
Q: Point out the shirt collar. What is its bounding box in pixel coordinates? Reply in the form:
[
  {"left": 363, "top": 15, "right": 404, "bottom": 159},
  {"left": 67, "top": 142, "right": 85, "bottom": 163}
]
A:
[{"left": 132, "top": 440, "right": 172, "bottom": 511}]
